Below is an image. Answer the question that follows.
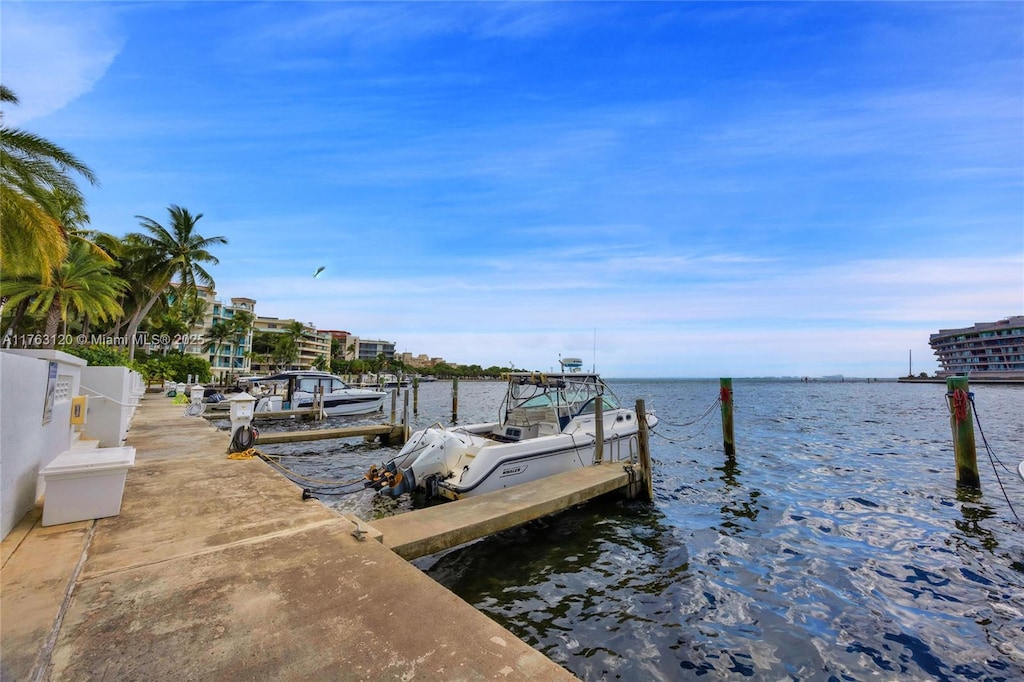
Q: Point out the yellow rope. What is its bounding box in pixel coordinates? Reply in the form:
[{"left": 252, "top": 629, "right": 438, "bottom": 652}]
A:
[{"left": 228, "top": 448, "right": 259, "bottom": 460}]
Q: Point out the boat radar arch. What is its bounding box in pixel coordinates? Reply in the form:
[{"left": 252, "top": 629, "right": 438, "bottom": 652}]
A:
[{"left": 560, "top": 357, "right": 584, "bottom": 373}]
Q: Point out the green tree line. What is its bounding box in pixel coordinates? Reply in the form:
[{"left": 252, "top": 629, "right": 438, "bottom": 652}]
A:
[{"left": 0, "top": 86, "right": 229, "bottom": 383}]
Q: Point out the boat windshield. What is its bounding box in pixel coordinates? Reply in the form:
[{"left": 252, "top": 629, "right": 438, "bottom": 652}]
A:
[
  {"left": 504, "top": 373, "right": 619, "bottom": 424},
  {"left": 296, "top": 377, "right": 351, "bottom": 393}
]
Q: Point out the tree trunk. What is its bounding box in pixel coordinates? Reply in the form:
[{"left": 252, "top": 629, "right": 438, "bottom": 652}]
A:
[
  {"left": 44, "top": 297, "right": 62, "bottom": 349},
  {"left": 2, "top": 299, "right": 31, "bottom": 340},
  {"left": 125, "top": 290, "right": 163, "bottom": 360}
]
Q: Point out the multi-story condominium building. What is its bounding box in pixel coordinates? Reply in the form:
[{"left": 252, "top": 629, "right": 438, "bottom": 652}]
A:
[
  {"left": 173, "top": 286, "right": 256, "bottom": 382},
  {"left": 397, "top": 352, "right": 445, "bottom": 369},
  {"left": 929, "top": 316, "right": 1024, "bottom": 379},
  {"left": 343, "top": 336, "right": 396, "bottom": 363},
  {"left": 250, "top": 317, "right": 331, "bottom": 374}
]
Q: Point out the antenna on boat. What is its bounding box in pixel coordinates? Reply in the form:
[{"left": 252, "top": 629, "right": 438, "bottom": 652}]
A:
[{"left": 592, "top": 327, "right": 597, "bottom": 373}]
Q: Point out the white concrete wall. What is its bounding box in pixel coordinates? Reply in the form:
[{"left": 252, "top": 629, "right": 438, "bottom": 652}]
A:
[
  {"left": 80, "top": 366, "right": 142, "bottom": 447},
  {"left": 1, "top": 350, "right": 85, "bottom": 540}
]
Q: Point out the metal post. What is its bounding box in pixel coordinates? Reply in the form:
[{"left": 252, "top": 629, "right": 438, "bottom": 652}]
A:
[
  {"left": 946, "top": 376, "right": 980, "bottom": 488},
  {"left": 636, "top": 399, "right": 653, "bottom": 501},
  {"left": 720, "top": 378, "right": 735, "bottom": 457}
]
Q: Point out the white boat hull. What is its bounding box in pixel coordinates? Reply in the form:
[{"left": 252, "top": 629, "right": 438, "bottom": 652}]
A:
[
  {"left": 364, "top": 366, "right": 657, "bottom": 500},
  {"left": 293, "top": 394, "right": 385, "bottom": 416},
  {"left": 373, "top": 410, "right": 652, "bottom": 500}
]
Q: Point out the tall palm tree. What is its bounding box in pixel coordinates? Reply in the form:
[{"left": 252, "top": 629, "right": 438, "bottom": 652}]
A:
[
  {"left": 123, "top": 205, "right": 227, "bottom": 359},
  {"left": 284, "top": 321, "right": 308, "bottom": 369},
  {"left": 202, "top": 320, "right": 232, "bottom": 371},
  {"left": 0, "top": 86, "right": 98, "bottom": 282},
  {"left": 0, "top": 240, "right": 127, "bottom": 348},
  {"left": 229, "top": 310, "right": 254, "bottom": 368}
]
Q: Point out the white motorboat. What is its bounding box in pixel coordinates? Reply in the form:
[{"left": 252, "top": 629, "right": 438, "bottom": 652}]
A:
[
  {"left": 364, "top": 359, "right": 657, "bottom": 500},
  {"left": 250, "top": 371, "right": 386, "bottom": 416}
]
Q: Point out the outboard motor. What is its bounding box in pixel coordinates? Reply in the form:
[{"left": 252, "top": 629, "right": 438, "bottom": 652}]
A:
[
  {"left": 364, "top": 460, "right": 415, "bottom": 497},
  {"left": 364, "top": 428, "right": 467, "bottom": 498}
]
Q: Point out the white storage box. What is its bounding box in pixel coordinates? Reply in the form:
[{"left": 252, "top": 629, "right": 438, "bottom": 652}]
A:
[{"left": 40, "top": 446, "right": 136, "bottom": 526}]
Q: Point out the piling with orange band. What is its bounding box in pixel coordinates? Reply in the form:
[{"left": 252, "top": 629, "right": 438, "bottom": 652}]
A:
[{"left": 946, "top": 376, "right": 980, "bottom": 489}]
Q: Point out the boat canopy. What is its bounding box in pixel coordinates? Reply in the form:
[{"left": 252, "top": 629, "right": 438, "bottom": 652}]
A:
[{"left": 502, "top": 372, "right": 619, "bottom": 431}]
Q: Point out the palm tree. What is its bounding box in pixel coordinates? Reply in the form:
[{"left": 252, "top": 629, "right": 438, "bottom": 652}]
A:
[
  {"left": 0, "top": 86, "right": 98, "bottom": 282},
  {"left": 122, "top": 205, "right": 226, "bottom": 359},
  {"left": 202, "top": 321, "right": 232, "bottom": 370},
  {"left": 0, "top": 241, "right": 127, "bottom": 348},
  {"left": 229, "top": 310, "right": 254, "bottom": 369},
  {"left": 281, "top": 321, "right": 307, "bottom": 370},
  {"left": 147, "top": 310, "right": 189, "bottom": 355}
]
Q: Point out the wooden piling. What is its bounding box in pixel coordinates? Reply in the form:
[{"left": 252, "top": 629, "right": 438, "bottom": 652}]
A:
[
  {"left": 636, "top": 398, "right": 653, "bottom": 501},
  {"left": 451, "top": 376, "right": 459, "bottom": 423},
  {"left": 403, "top": 389, "right": 411, "bottom": 442},
  {"left": 720, "top": 378, "right": 735, "bottom": 456},
  {"left": 594, "top": 397, "right": 604, "bottom": 464},
  {"left": 947, "top": 376, "right": 980, "bottom": 489},
  {"left": 413, "top": 377, "right": 419, "bottom": 415},
  {"left": 390, "top": 388, "right": 397, "bottom": 424}
]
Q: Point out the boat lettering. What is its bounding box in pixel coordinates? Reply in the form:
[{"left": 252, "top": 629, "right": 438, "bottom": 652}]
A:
[{"left": 500, "top": 464, "right": 526, "bottom": 477}]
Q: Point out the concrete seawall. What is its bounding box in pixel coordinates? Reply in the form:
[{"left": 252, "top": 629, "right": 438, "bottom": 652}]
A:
[{"left": 1, "top": 394, "right": 576, "bottom": 680}]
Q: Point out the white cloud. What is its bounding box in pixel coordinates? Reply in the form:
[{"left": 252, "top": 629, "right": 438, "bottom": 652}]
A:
[
  {"left": 212, "top": 253, "right": 1022, "bottom": 377},
  {"left": 1, "top": 3, "right": 122, "bottom": 125}
]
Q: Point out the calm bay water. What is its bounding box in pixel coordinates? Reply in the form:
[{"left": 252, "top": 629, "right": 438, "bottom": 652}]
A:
[{"left": 242, "top": 379, "right": 1024, "bottom": 680}]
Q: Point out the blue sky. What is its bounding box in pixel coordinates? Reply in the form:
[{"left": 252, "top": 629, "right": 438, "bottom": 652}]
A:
[{"left": 3, "top": 1, "right": 1022, "bottom": 377}]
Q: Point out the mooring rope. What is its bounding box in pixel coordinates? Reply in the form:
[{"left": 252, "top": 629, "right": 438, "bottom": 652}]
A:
[
  {"left": 651, "top": 398, "right": 722, "bottom": 443},
  {"left": 228, "top": 446, "right": 368, "bottom": 488},
  {"left": 968, "top": 394, "right": 1021, "bottom": 525}
]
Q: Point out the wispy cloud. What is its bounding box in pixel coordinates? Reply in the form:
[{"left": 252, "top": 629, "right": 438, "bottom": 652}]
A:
[{"left": 1, "top": 3, "right": 123, "bottom": 125}]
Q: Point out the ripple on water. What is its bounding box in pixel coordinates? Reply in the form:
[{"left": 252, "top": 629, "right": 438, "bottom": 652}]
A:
[{"left": 256, "top": 380, "right": 1024, "bottom": 680}]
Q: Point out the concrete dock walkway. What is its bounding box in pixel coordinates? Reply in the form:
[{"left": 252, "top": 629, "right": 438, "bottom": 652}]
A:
[{"left": 1, "top": 394, "right": 575, "bottom": 681}]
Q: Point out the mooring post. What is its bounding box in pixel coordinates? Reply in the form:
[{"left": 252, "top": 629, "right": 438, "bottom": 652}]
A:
[
  {"left": 403, "top": 389, "right": 411, "bottom": 442},
  {"left": 451, "top": 376, "right": 459, "bottom": 423},
  {"left": 720, "top": 378, "right": 735, "bottom": 456},
  {"left": 946, "top": 376, "right": 980, "bottom": 489},
  {"left": 413, "top": 376, "right": 419, "bottom": 415},
  {"left": 594, "top": 397, "right": 604, "bottom": 464},
  {"left": 390, "top": 388, "right": 397, "bottom": 425},
  {"left": 636, "top": 398, "right": 653, "bottom": 501}
]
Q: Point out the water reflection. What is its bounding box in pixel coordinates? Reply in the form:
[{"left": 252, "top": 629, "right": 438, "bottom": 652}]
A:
[{"left": 246, "top": 380, "right": 1024, "bottom": 680}]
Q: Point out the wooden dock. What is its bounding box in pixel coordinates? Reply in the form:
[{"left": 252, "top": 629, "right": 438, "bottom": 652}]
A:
[
  {"left": 366, "top": 462, "right": 644, "bottom": 560},
  {"left": 200, "top": 407, "right": 321, "bottom": 420},
  {"left": 255, "top": 424, "right": 408, "bottom": 446}
]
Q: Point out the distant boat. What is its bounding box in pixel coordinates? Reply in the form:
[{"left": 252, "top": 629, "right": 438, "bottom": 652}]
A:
[
  {"left": 364, "top": 361, "right": 657, "bottom": 501},
  {"left": 249, "top": 371, "right": 386, "bottom": 416}
]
